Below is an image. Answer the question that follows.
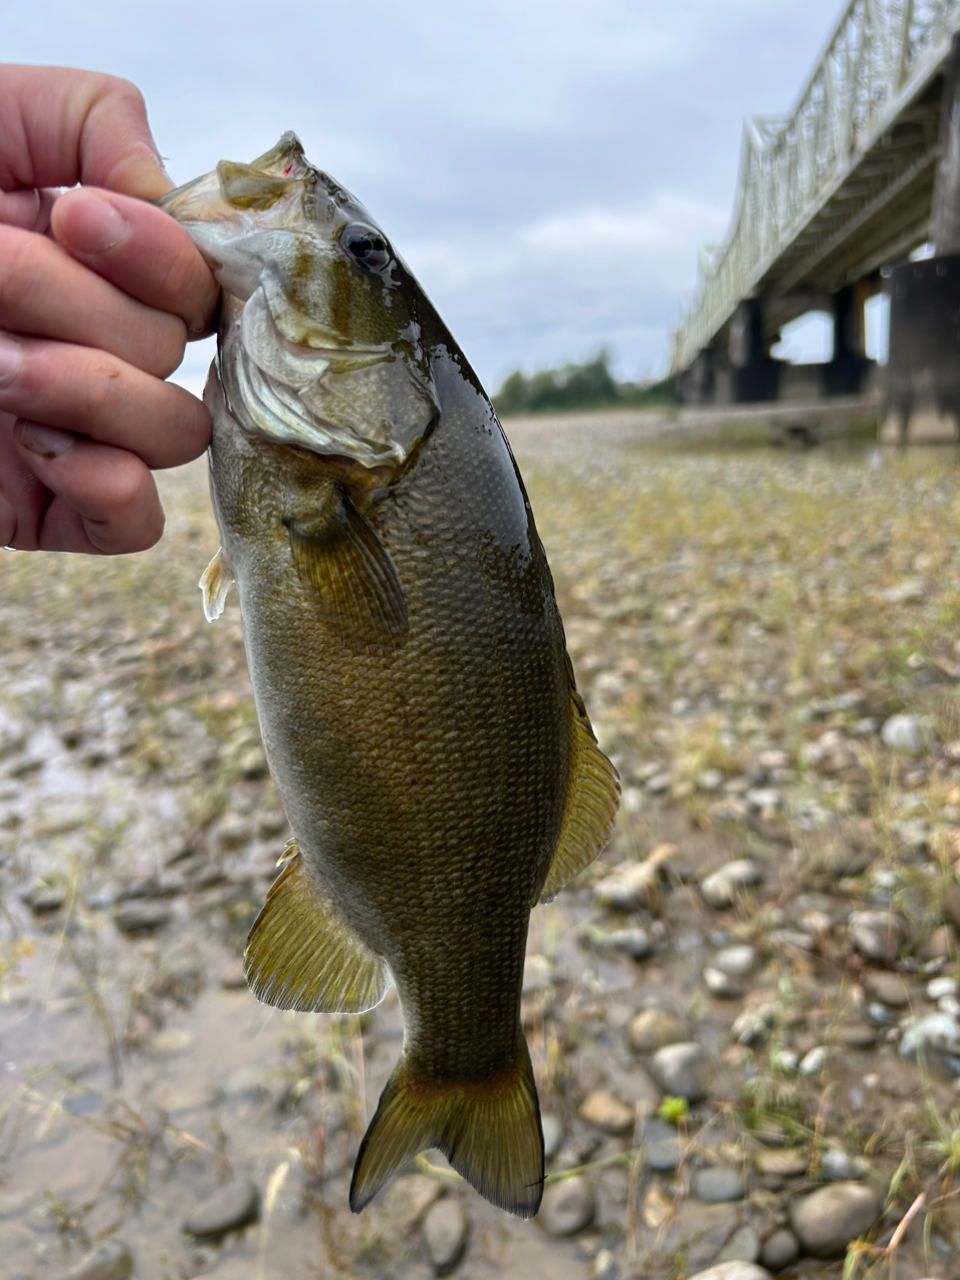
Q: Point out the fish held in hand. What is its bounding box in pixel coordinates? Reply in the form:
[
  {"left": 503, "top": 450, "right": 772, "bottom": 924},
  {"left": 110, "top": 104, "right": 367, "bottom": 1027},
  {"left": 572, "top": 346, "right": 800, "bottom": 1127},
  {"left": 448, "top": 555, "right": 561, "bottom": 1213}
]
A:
[{"left": 158, "top": 134, "right": 619, "bottom": 1219}]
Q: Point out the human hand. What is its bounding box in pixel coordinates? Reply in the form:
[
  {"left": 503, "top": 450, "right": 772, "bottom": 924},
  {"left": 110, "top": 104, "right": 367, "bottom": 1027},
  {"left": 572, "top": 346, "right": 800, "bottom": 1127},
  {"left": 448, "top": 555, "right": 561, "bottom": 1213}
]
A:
[{"left": 0, "top": 66, "right": 219, "bottom": 554}]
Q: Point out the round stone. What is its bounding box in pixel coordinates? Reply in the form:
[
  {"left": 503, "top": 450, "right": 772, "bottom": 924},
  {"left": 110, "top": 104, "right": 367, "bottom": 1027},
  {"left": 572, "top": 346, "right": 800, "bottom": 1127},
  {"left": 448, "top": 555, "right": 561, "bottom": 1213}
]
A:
[
  {"left": 538, "top": 1176, "right": 596, "bottom": 1237},
  {"left": 821, "top": 1148, "right": 864, "bottom": 1181},
  {"left": 863, "top": 971, "right": 911, "bottom": 1007},
  {"left": 648, "top": 1042, "right": 712, "bottom": 1102},
  {"left": 626, "top": 1008, "right": 690, "bottom": 1054},
  {"left": 579, "top": 1090, "right": 635, "bottom": 1136},
  {"left": 704, "top": 967, "right": 746, "bottom": 999},
  {"left": 541, "top": 1113, "right": 565, "bottom": 1162},
  {"left": 112, "top": 900, "right": 172, "bottom": 934},
  {"left": 754, "top": 1148, "right": 807, "bottom": 1179},
  {"left": 65, "top": 1240, "right": 133, "bottom": 1280},
  {"left": 700, "top": 860, "right": 762, "bottom": 910},
  {"left": 789, "top": 1183, "right": 882, "bottom": 1258},
  {"left": 848, "top": 911, "right": 902, "bottom": 965},
  {"left": 880, "top": 714, "right": 925, "bottom": 754},
  {"left": 712, "top": 945, "right": 757, "bottom": 977},
  {"left": 692, "top": 1166, "right": 745, "bottom": 1203},
  {"left": 423, "top": 1199, "right": 469, "bottom": 1275},
  {"left": 715, "top": 1225, "right": 761, "bottom": 1265},
  {"left": 685, "top": 1264, "right": 772, "bottom": 1280},
  {"left": 640, "top": 1118, "right": 682, "bottom": 1171},
  {"left": 760, "top": 1228, "right": 800, "bottom": 1270},
  {"left": 182, "top": 1179, "right": 260, "bottom": 1238}
]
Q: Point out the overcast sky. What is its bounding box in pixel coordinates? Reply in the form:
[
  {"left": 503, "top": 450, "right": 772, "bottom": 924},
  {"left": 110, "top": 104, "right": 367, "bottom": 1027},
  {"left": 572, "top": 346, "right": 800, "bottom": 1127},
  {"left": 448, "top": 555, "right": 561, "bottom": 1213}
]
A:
[{"left": 9, "top": 0, "right": 849, "bottom": 391}]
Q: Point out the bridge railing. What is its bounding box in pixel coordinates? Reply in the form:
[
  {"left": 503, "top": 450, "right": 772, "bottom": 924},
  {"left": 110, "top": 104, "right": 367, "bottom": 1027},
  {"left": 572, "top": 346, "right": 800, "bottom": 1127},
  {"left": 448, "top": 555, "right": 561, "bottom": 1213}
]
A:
[{"left": 672, "top": 0, "right": 960, "bottom": 374}]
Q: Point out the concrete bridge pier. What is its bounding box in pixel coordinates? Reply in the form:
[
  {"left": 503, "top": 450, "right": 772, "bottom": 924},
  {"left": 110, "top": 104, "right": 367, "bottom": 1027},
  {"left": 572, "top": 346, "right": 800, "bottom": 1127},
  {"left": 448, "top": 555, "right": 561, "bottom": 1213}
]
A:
[{"left": 885, "top": 29, "right": 960, "bottom": 444}]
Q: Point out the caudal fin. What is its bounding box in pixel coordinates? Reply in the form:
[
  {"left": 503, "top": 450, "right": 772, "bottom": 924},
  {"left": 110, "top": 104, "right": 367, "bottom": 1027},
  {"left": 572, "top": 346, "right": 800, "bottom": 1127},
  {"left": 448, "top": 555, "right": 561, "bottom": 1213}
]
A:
[{"left": 349, "top": 1042, "right": 543, "bottom": 1219}]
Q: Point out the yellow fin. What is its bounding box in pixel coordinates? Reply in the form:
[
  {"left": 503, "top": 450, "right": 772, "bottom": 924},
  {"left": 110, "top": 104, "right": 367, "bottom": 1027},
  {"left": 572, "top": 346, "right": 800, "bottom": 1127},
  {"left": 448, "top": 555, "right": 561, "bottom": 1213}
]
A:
[
  {"left": 350, "top": 1042, "right": 543, "bottom": 1219},
  {"left": 244, "top": 845, "right": 390, "bottom": 1013},
  {"left": 287, "top": 485, "right": 408, "bottom": 644},
  {"left": 539, "top": 673, "right": 620, "bottom": 903},
  {"left": 199, "top": 547, "right": 235, "bottom": 623}
]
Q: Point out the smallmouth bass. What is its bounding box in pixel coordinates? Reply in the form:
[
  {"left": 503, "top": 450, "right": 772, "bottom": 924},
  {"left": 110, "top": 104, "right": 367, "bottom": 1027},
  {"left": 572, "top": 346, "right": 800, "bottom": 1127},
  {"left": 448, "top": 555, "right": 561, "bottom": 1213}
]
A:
[{"left": 159, "top": 136, "right": 619, "bottom": 1218}]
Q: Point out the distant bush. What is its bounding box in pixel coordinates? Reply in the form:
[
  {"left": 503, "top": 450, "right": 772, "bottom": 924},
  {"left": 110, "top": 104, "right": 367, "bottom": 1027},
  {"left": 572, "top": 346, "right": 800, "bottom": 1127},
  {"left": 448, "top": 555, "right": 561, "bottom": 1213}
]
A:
[{"left": 492, "top": 351, "right": 675, "bottom": 416}]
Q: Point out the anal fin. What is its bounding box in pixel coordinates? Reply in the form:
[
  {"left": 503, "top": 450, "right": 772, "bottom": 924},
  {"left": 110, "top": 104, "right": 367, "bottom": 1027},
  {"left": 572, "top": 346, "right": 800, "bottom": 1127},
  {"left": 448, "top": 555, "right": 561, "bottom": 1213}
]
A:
[
  {"left": 244, "top": 843, "right": 390, "bottom": 1013},
  {"left": 199, "top": 547, "right": 236, "bottom": 622},
  {"left": 350, "top": 1040, "right": 543, "bottom": 1219},
  {"left": 540, "top": 671, "right": 620, "bottom": 903}
]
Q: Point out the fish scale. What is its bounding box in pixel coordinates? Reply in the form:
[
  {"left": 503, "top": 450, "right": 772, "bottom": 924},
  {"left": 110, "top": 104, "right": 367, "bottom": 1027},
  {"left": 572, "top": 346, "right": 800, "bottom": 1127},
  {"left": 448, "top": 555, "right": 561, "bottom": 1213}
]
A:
[{"left": 159, "top": 133, "right": 619, "bottom": 1218}]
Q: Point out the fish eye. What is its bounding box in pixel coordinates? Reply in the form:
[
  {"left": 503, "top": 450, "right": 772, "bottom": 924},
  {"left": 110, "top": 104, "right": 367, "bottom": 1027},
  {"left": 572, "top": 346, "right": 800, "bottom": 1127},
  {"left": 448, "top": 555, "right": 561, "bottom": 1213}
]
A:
[{"left": 340, "top": 224, "right": 391, "bottom": 273}]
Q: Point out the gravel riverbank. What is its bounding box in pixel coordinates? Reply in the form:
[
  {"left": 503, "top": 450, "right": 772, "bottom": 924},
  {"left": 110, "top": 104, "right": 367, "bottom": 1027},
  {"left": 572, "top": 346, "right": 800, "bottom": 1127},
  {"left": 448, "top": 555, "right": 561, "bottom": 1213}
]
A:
[{"left": 1, "top": 409, "right": 959, "bottom": 1280}]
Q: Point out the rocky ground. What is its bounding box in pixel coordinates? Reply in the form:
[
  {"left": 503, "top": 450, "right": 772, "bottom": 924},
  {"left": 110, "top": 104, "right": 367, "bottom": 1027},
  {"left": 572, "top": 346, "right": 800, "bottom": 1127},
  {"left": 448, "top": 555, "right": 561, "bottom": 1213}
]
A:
[{"left": 1, "top": 408, "right": 959, "bottom": 1280}]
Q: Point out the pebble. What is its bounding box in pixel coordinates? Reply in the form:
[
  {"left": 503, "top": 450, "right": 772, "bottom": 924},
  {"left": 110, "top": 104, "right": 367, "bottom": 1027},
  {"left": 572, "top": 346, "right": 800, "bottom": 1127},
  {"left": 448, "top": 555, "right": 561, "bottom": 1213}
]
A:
[
  {"left": 847, "top": 910, "right": 902, "bottom": 964},
  {"left": 704, "top": 967, "right": 747, "bottom": 999},
  {"left": 64, "top": 1240, "right": 133, "bottom": 1280},
  {"left": 691, "top": 1166, "right": 744, "bottom": 1202},
  {"left": 731, "top": 1005, "right": 775, "bottom": 1045},
  {"left": 182, "top": 1179, "right": 260, "bottom": 1238},
  {"left": 686, "top": 1265, "right": 772, "bottom": 1280},
  {"left": 880, "top": 713, "right": 925, "bottom": 754},
  {"left": 759, "top": 1228, "right": 800, "bottom": 1270},
  {"left": 220, "top": 959, "right": 248, "bottom": 990},
  {"left": 900, "top": 1011, "right": 960, "bottom": 1064},
  {"left": 714, "top": 1226, "right": 761, "bottom": 1265},
  {"left": 626, "top": 1008, "right": 689, "bottom": 1054},
  {"left": 112, "top": 900, "right": 172, "bottom": 934},
  {"left": 648, "top": 1041, "right": 712, "bottom": 1101},
  {"left": 541, "top": 1114, "right": 565, "bottom": 1161},
  {"left": 746, "top": 787, "right": 781, "bottom": 812},
  {"left": 834, "top": 1022, "right": 877, "bottom": 1049},
  {"left": 21, "top": 883, "right": 66, "bottom": 914},
  {"left": 641, "top": 1117, "right": 682, "bottom": 1171},
  {"left": 700, "top": 859, "right": 762, "bottom": 909},
  {"left": 789, "top": 1182, "right": 882, "bottom": 1258},
  {"left": 579, "top": 1090, "right": 634, "bottom": 1136},
  {"left": 927, "top": 976, "right": 958, "bottom": 1001},
  {"left": 538, "top": 1175, "right": 596, "bottom": 1237},
  {"left": 863, "top": 971, "right": 911, "bottom": 1006},
  {"left": 799, "top": 1046, "right": 827, "bottom": 1076},
  {"left": 754, "top": 1148, "right": 807, "bottom": 1179},
  {"left": 589, "top": 1248, "right": 618, "bottom": 1280},
  {"left": 423, "top": 1199, "right": 469, "bottom": 1275},
  {"left": 605, "top": 926, "right": 653, "bottom": 960},
  {"left": 820, "top": 1148, "right": 864, "bottom": 1181},
  {"left": 712, "top": 945, "right": 757, "bottom": 976}
]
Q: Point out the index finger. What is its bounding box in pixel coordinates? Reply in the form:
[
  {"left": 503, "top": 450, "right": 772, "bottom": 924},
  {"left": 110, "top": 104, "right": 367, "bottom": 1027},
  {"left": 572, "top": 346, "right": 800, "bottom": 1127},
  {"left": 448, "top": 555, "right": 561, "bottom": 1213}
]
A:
[{"left": 0, "top": 64, "right": 170, "bottom": 199}]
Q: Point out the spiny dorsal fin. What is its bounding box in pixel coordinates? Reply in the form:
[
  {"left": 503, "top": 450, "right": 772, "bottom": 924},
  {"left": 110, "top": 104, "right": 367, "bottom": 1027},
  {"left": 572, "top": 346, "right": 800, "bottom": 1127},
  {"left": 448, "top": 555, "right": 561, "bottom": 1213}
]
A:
[
  {"left": 539, "top": 668, "right": 620, "bottom": 904},
  {"left": 199, "top": 547, "right": 236, "bottom": 622},
  {"left": 286, "top": 485, "right": 408, "bottom": 645},
  {"left": 350, "top": 1041, "right": 543, "bottom": 1219},
  {"left": 244, "top": 844, "right": 390, "bottom": 1013}
]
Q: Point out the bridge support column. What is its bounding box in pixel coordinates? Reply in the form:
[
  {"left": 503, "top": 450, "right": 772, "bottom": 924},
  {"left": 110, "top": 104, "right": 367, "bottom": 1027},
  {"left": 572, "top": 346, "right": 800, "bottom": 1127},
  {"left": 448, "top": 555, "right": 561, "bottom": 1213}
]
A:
[
  {"left": 885, "top": 29, "right": 960, "bottom": 442},
  {"left": 728, "top": 298, "right": 779, "bottom": 402},
  {"left": 824, "top": 282, "right": 873, "bottom": 396}
]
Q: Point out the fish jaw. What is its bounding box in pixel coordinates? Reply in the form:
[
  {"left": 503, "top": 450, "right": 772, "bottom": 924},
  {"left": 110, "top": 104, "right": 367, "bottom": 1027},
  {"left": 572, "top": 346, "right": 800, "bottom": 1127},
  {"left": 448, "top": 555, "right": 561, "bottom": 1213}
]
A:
[{"left": 158, "top": 138, "right": 438, "bottom": 474}]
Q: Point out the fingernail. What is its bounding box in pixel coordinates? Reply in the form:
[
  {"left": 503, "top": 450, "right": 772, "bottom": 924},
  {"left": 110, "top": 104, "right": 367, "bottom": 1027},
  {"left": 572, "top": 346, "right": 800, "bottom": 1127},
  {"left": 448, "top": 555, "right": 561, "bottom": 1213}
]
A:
[
  {"left": 18, "top": 421, "right": 74, "bottom": 459},
  {"left": 60, "top": 192, "right": 129, "bottom": 255},
  {"left": 0, "top": 331, "right": 23, "bottom": 387}
]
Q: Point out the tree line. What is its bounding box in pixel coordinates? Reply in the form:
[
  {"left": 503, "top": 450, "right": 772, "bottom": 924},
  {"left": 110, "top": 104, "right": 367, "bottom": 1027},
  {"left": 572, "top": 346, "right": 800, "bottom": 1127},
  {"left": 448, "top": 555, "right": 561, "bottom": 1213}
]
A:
[{"left": 492, "top": 350, "right": 674, "bottom": 416}]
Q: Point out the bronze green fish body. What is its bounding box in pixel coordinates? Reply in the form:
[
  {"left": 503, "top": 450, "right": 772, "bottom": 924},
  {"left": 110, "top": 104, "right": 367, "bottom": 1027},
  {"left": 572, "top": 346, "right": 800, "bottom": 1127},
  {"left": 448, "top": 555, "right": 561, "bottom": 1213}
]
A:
[{"left": 160, "top": 137, "right": 618, "bottom": 1218}]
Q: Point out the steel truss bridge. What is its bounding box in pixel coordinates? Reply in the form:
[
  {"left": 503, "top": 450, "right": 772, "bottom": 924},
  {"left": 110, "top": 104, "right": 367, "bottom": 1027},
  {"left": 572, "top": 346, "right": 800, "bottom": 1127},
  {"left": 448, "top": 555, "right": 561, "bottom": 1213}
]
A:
[{"left": 672, "top": 0, "right": 960, "bottom": 380}]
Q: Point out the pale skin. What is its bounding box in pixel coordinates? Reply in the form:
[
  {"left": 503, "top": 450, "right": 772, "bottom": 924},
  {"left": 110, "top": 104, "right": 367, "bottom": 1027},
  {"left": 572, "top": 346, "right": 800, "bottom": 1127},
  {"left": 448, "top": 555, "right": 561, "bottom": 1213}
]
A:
[{"left": 0, "top": 65, "right": 219, "bottom": 554}]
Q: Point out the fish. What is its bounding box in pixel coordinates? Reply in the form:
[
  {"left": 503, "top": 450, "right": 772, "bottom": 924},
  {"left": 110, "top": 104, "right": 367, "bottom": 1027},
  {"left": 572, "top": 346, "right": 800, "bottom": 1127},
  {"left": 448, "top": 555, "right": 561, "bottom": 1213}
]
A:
[{"left": 158, "top": 134, "right": 619, "bottom": 1219}]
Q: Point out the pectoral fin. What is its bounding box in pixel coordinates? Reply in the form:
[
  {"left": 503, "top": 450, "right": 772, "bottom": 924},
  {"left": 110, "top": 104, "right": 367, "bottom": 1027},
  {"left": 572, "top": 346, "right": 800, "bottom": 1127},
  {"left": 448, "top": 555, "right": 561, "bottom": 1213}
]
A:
[
  {"left": 245, "top": 842, "right": 390, "bottom": 1013},
  {"left": 199, "top": 547, "right": 236, "bottom": 622},
  {"left": 539, "top": 667, "right": 620, "bottom": 903},
  {"left": 286, "top": 485, "right": 408, "bottom": 643}
]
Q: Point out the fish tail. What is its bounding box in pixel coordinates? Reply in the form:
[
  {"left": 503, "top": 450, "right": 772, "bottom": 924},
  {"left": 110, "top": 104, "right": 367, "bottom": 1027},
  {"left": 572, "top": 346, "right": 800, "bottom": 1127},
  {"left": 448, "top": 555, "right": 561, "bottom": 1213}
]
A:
[{"left": 349, "top": 1040, "right": 544, "bottom": 1219}]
